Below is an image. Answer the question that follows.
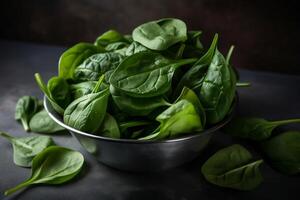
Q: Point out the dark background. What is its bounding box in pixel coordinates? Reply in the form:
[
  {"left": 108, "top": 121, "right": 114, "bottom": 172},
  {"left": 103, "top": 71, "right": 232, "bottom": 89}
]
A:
[{"left": 1, "top": 0, "right": 300, "bottom": 74}]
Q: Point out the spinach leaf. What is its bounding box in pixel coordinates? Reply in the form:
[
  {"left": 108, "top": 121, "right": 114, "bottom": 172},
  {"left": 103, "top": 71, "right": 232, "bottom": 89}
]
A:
[
  {"left": 186, "top": 31, "right": 203, "bottom": 50},
  {"left": 198, "top": 46, "right": 236, "bottom": 124},
  {"left": 47, "top": 76, "right": 72, "bottom": 109},
  {"left": 182, "top": 31, "right": 204, "bottom": 58},
  {"left": 174, "top": 34, "right": 218, "bottom": 97},
  {"left": 15, "top": 96, "right": 40, "bottom": 132},
  {"left": 4, "top": 146, "right": 84, "bottom": 196},
  {"left": 110, "top": 51, "right": 197, "bottom": 98},
  {"left": 119, "top": 120, "right": 152, "bottom": 133},
  {"left": 64, "top": 76, "right": 109, "bottom": 133},
  {"left": 29, "top": 109, "right": 65, "bottom": 133},
  {"left": 0, "top": 132, "right": 54, "bottom": 167},
  {"left": 74, "top": 52, "right": 124, "bottom": 82},
  {"left": 175, "top": 87, "right": 206, "bottom": 127},
  {"left": 201, "top": 144, "right": 263, "bottom": 191},
  {"left": 119, "top": 120, "right": 153, "bottom": 139},
  {"left": 261, "top": 131, "right": 300, "bottom": 175},
  {"left": 223, "top": 117, "right": 300, "bottom": 141},
  {"left": 94, "top": 30, "right": 125, "bottom": 47},
  {"left": 133, "top": 18, "right": 187, "bottom": 50},
  {"left": 70, "top": 81, "right": 97, "bottom": 99},
  {"left": 140, "top": 100, "right": 202, "bottom": 140},
  {"left": 110, "top": 85, "right": 171, "bottom": 116},
  {"left": 105, "top": 42, "right": 129, "bottom": 52},
  {"left": 35, "top": 73, "right": 65, "bottom": 115},
  {"left": 59, "top": 43, "right": 101, "bottom": 80},
  {"left": 96, "top": 113, "right": 120, "bottom": 139},
  {"left": 125, "top": 41, "right": 150, "bottom": 56}
]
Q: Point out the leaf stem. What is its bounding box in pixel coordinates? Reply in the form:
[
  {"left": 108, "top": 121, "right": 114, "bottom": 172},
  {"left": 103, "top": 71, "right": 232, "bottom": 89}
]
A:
[
  {"left": 4, "top": 181, "right": 30, "bottom": 196},
  {"left": 174, "top": 58, "right": 198, "bottom": 69},
  {"left": 92, "top": 75, "right": 105, "bottom": 93},
  {"left": 0, "top": 132, "right": 14, "bottom": 142},
  {"left": 175, "top": 43, "right": 186, "bottom": 59},
  {"left": 21, "top": 118, "right": 30, "bottom": 132},
  {"left": 226, "top": 45, "right": 235, "bottom": 64},
  {"left": 236, "top": 82, "right": 251, "bottom": 87},
  {"left": 271, "top": 118, "right": 300, "bottom": 126}
]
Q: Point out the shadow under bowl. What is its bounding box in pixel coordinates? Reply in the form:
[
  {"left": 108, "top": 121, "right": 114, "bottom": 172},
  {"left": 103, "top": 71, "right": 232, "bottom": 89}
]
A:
[{"left": 44, "top": 96, "right": 236, "bottom": 172}]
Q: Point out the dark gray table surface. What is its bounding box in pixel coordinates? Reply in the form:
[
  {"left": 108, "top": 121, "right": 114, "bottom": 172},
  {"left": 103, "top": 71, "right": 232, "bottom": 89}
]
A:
[{"left": 0, "top": 40, "right": 299, "bottom": 200}]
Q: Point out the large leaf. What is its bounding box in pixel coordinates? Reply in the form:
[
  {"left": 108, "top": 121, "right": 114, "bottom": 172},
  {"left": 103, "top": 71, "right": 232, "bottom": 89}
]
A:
[
  {"left": 110, "top": 51, "right": 196, "bottom": 98},
  {"left": 133, "top": 18, "right": 187, "bottom": 50}
]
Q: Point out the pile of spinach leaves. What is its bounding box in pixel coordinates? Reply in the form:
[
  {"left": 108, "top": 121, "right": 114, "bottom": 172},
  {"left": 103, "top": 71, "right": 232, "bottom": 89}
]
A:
[
  {"left": 2, "top": 18, "right": 298, "bottom": 194},
  {"left": 34, "top": 18, "right": 237, "bottom": 140}
]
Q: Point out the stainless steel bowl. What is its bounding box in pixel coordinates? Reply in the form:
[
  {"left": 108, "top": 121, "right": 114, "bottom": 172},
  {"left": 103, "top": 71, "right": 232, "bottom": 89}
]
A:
[{"left": 44, "top": 96, "right": 235, "bottom": 172}]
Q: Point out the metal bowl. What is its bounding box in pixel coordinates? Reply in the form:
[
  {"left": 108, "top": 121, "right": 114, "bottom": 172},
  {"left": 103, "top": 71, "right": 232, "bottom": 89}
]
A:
[{"left": 44, "top": 96, "right": 236, "bottom": 172}]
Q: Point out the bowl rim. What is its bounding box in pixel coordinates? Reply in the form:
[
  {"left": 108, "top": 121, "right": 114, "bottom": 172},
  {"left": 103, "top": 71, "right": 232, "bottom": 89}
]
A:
[{"left": 44, "top": 95, "right": 236, "bottom": 144}]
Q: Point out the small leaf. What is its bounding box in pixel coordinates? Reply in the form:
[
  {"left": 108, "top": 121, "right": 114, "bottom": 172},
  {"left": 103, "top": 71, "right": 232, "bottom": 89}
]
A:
[
  {"left": 133, "top": 18, "right": 187, "bottom": 50},
  {"left": 15, "top": 96, "right": 40, "bottom": 132},
  {"left": 59, "top": 43, "right": 101, "bottom": 79},
  {"left": 201, "top": 144, "right": 263, "bottom": 191},
  {"left": 140, "top": 100, "right": 202, "bottom": 140},
  {"left": 94, "top": 30, "right": 125, "bottom": 47},
  {"left": 34, "top": 73, "right": 64, "bottom": 115},
  {"left": 96, "top": 113, "right": 120, "bottom": 139},
  {"left": 47, "top": 76, "right": 72, "bottom": 109},
  {"left": 0, "top": 132, "right": 54, "bottom": 167},
  {"left": 175, "top": 87, "right": 206, "bottom": 127},
  {"left": 4, "top": 146, "right": 84, "bottom": 196},
  {"left": 29, "top": 109, "right": 65, "bottom": 134}
]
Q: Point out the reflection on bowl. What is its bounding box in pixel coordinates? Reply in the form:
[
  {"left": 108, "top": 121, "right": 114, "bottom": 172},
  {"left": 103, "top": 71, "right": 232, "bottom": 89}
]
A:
[{"left": 44, "top": 96, "right": 236, "bottom": 172}]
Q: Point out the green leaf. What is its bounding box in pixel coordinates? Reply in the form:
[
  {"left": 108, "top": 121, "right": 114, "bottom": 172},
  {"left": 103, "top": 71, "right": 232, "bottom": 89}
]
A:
[
  {"left": 47, "top": 76, "right": 72, "bottom": 109},
  {"left": 181, "top": 31, "right": 204, "bottom": 58},
  {"left": 105, "top": 42, "right": 129, "bottom": 52},
  {"left": 58, "top": 43, "right": 101, "bottom": 79},
  {"left": 201, "top": 144, "right": 263, "bottom": 191},
  {"left": 223, "top": 117, "right": 300, "bottom": 141},
  {"left": 15, "top": 96, "right": 40, "bottom": 132},
  {"left": 64, "top": 79, "right": 110, "bottom": 133},
  {"left": 4, "top": 146, "right": 84, "bottom": 196},
  {"left": 94, "top": 30, "right": 125, "bottom": 47},
  {"left": 198, "top": 47, "right": 236, "bottom": 124},
  {"left": 29, "top": 109, "right": 65, "bottom": 133},
  {"left": 110, "top": 85, "right": 170, "bottom": 116},
  {"left": 261, "top": 131, "right": 300, "bottom": 175},
  {"left": 0, "top": 132, "right": 54, "bottom": 167},
  {"left": 110, "top": 51, "right": 197, "bottom": 98},
  {"left": 74, "top": 52, "right": 124, "bottom": 82},
  {"left": 125, "top": 41, "right": 150, "bottom": 56},
  {"left": 140, "top": 100, "right": 202, "bottom": 140},
  {"left": 34, "top": 73, "right": 64, "bottom": 115},
  {"left": 96, "top": 113, "right": 120, "bottom": 138},
  {"left": 175, "top": 87, "right": 206, "bottom": 127},
  {"left": 174, "top": 34, "right": 218, "bottom": 97},
  {"left": 133, "top": 18, "right": 187, "bottom": 50},
  {"left": 70, "top": 81, "right": 97, "bottom": 99}
]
